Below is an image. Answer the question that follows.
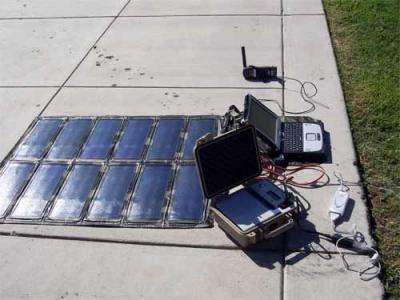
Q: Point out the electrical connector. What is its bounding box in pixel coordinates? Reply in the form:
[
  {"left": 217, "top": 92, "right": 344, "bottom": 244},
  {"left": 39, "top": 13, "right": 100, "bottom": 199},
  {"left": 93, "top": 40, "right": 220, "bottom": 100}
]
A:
[{"left": 371, "top": 253, "right": 380, "bottom": 265}]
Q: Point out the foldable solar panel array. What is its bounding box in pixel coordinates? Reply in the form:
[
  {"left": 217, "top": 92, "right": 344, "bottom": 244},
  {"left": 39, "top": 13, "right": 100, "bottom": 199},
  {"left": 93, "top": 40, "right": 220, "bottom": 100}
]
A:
[{"left": 0, "top": 116, "right": 219, "bottom": 228}]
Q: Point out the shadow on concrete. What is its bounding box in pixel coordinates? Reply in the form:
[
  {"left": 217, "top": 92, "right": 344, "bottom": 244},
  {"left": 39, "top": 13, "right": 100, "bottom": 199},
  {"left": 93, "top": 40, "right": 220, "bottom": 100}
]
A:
[
  {"left": 216, "top": 214, "right": 332, "bottom": 270},
  {"left": 245, "top": 166, "right": 334, "bottom": 269},
  {"left": 336, "top": 197, "right": 355, "bottom": 225},
  {"left": 284, "top": 218, "right": 333, "bottom": 266},
  {"left": 320, "top": 130, "right": 332, "bottom": 164},
  {"left": 243, "top": 217, "right": 333, "bottom": 270},
  {"left": 243, "top": 250, "right": 282, "bottom": 270}
]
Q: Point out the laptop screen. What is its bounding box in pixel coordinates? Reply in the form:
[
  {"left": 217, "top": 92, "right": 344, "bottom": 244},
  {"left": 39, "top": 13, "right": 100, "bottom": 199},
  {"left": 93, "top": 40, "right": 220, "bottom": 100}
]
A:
[{"left": 245, "top": 95, "right": 280, "bottom": 147}]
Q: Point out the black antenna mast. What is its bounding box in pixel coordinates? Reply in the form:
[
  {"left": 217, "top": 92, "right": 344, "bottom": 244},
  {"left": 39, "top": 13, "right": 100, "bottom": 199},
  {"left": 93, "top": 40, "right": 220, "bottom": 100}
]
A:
[{"left": 241, "top": 46, "right": 247, "bottom": 68}]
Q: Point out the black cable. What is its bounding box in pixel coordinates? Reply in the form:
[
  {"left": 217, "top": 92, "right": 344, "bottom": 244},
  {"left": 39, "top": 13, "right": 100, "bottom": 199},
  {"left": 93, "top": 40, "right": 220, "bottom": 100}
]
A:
[
  {"left": 293, "top": 195, "right": 333, "bottom": 240},
  {"left": 292, "top": 195, "right": 376, "bottom": 254},
  {"left": 258, "top": 76, "right": 319, "bottom": 115},
  {"left": 282, "top": 76, "right": 318, "bottom": 114}
]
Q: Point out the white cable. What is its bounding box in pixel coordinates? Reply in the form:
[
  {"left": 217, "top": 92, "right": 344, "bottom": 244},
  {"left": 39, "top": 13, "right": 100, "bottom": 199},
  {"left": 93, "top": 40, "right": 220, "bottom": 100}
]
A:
[
  {"left": 331, "top": 171, "right": 381, "bottom": 280},
  {"left": 333, "top": 171, "right": 350, "bottom": 192},
  {"left": 336, "top": 235, "right": 381, "bottom": 281}
]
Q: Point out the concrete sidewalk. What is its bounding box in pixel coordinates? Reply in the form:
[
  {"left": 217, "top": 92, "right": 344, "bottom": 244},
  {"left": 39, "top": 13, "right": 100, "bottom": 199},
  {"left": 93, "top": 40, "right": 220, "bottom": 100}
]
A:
[{"left": 0, "top": 0, "right": 384, "bottom": 299}]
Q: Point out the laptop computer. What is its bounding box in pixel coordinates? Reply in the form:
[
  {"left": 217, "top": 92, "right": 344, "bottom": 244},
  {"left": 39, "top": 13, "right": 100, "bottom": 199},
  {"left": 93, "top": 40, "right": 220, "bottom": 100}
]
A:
[{"left": 244, "top": 94, "right": 326, "bottom": 160}]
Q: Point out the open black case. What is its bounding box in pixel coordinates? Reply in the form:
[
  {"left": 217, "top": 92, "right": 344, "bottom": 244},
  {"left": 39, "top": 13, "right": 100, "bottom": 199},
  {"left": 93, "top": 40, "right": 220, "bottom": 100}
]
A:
[{"left": 195, "top": 125, "right": 297, "bottom": 248}]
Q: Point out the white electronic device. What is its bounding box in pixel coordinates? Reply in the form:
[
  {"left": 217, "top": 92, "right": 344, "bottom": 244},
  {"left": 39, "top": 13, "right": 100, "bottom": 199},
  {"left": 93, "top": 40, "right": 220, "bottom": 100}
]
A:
[{"left": 329, "top": 189, "right": 350, "bottom": 222}]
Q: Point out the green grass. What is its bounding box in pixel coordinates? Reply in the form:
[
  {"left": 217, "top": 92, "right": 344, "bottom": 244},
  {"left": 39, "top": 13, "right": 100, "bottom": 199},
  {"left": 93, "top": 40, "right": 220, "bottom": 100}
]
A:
[{"left": 323, "top": 0, "right": 400, "bottom": 298}]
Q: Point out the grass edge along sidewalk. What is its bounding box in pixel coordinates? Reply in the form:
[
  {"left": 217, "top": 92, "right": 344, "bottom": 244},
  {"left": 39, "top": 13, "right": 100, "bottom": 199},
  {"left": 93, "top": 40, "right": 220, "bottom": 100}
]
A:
[{"left": 323, "top": 0, "right": 400, "bottom": 298}]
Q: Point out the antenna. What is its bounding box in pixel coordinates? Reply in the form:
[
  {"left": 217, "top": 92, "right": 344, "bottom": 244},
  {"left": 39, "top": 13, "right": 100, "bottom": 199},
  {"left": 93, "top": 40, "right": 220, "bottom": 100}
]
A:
[
  {"left": 241, "top": 46, "right": 247, "bottom": 68},
  {"left": 241, "top": 46, "right": 278, "bottom": 82}
]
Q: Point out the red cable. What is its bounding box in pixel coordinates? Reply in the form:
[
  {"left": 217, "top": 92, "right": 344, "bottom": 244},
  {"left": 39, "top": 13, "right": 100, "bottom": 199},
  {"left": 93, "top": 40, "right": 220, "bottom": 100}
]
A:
[{"left": 257, "top": 155, "right": 326, "bottom": 188}]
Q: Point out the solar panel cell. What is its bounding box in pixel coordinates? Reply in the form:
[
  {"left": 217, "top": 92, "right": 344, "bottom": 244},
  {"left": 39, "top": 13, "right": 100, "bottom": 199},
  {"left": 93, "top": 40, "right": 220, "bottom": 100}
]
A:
[
  {"left": 127, "top": 164, "right": 172, "bottom": 222},
  {"left": 14, "top": 119, "right": 62, "bottom": 160},
  {"left": 113, "top": 119, "right": 152, "bottom": 160},
  {"left": 10, "top": 163, "right": 67, "bottom": 219},
  {"left": 147, "top": 118, "right": 184, "bottom": 161},
  {"left": 182, "top": 118, "right": 217, "bottom": 161},
  {"left": 0, "top": 162, "right": 35, "bottom": 218},
  {"left": 48, "top": 164, "right": 101, "bottom": 221},
  {"left": 47, "top": 119, "right": 92, "bottom": 160},
  {"left": 168, "top": 165, "right": 205, "bottom": 222},
  {"left": 80, "top": 119, "right": 121, "bottom": 160},
  {"left": 86, "top": 164, "right": 137, "bottom": 222}
]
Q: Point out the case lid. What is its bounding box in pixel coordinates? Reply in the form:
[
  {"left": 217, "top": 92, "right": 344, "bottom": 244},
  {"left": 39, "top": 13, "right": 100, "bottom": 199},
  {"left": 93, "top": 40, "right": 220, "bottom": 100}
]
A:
[{"left": 194, "top": 125, "right": 262, "bottom": 198}]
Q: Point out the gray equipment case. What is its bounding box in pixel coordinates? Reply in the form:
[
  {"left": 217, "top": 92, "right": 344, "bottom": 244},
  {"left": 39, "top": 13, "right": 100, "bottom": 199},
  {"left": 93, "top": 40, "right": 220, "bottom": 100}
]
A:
[
  {"left": 211, "top": 188, "right": 297, "bottom": 248},
  {"left": 194, "top": 125, "right": 297, "bottom": 248}
]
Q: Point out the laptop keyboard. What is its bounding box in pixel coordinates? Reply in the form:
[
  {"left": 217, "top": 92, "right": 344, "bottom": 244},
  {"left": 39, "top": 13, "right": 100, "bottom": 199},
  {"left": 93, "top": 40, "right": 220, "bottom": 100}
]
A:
[{"left": 283, "top": 122, "right": 303, "bottom": 153}]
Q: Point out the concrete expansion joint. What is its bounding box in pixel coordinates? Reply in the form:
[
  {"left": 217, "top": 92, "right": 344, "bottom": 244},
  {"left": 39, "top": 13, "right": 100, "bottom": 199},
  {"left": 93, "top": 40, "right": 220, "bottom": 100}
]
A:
[
  {"left": 0, "top": 16, "right": 116, "bottom": 21},
  {"left": 282, "top": 13, "right": 325, "bottom": 17},
  {"left": 37, "top": 0, "right": 132, "bottom": 118}
]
